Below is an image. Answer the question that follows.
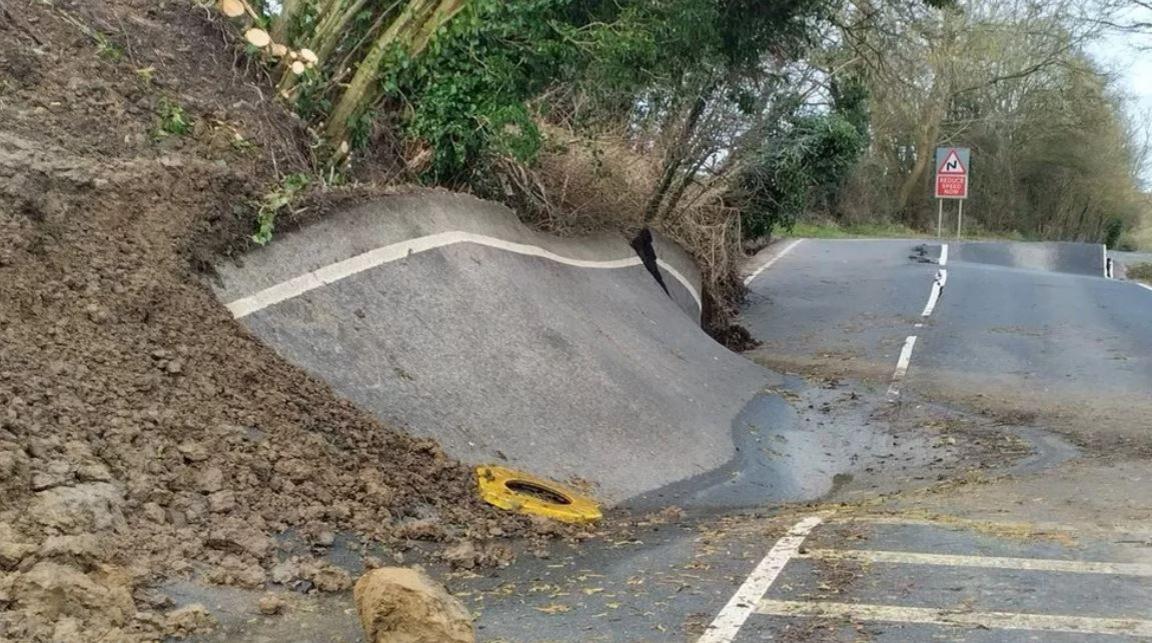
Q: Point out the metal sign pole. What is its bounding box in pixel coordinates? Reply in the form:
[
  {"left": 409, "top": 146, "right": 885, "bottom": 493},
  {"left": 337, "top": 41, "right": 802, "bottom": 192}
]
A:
[
  {"left": 937, "top": 199, "right": 943, "bottom": 238},
  {"left": 956, "top": 199, "right": 964, "bottom": 239}
]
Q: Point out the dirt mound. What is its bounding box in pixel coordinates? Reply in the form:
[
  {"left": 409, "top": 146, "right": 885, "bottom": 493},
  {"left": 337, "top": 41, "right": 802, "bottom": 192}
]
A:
[{"left": 0, "top": 2, "right": 547, "bottom": 639}]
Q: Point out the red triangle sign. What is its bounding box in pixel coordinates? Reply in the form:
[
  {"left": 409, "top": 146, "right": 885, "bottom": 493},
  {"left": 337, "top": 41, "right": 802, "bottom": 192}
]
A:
[{"left": 938, "top": 149, "right": 966, "bottom": 175}]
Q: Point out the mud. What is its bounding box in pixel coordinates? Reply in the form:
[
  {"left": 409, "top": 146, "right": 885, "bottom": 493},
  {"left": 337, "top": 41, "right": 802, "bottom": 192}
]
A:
[{"left": 0, "top": 2, "right": 552, "bottom": 639}]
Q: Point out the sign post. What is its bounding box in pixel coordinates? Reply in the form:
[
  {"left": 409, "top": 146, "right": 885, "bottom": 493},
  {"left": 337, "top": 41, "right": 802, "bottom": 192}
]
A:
[{"left": 934, "top": 147, "right": 970, "bottom": 238}]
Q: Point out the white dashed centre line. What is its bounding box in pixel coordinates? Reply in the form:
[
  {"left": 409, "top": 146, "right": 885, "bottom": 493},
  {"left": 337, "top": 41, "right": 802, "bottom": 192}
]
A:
[
  {"left": 919, "top": 268, "right": 948, "bottom": 318},
  {"left": 697, "top": 515, "right": 825, "bottom": 643},
  {"left": 886, "top": 335, "right": 918, "bottom": 400}
]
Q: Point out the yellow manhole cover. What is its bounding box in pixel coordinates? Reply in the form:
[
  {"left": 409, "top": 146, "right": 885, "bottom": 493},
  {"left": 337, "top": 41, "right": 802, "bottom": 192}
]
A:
[{"left": 476, "top": 466, "right": 601, "bottom": 524}]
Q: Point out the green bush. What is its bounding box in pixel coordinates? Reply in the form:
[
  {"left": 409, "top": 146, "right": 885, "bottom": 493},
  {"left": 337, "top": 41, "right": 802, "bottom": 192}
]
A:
[
  {"left": 380, "top": 0, "right": 579, "bottom": 184},
  {"left": 737, "top": 111, "right": 866, "bottom": 238}
]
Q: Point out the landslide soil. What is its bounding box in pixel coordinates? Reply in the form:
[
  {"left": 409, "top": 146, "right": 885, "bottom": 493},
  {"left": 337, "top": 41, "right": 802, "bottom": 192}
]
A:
[{"left": 0, "top": 2, "right": 550, "bottom": 640}]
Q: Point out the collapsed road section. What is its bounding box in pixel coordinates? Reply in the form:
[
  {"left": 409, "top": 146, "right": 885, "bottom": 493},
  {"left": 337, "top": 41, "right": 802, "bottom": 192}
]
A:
[{"left": 212, "top": 192, "right": 770, "bottom": 503}]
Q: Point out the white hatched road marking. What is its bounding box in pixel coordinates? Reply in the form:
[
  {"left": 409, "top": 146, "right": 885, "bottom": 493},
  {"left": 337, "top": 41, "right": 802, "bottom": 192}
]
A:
[
  {"left": 225, "top": 231, "right": 702, "bottom": 318},
  {"left": 886, "top": 336, "right": 918, "bottom": 400},
  {"left": 757, "top": 600, "right": 1152, "bottom": 637},
  {"left": 798, "top": 548, "right": 1152, "bottom": 576},
  {"left": 697, "top": 515, "right": 825, "bottom": 643},
  {"left": 835, "top": 514, "right": 1152, "bottom": 538},
  {"left": 744, "top": 239, "right": 804, "bottom": 286}
]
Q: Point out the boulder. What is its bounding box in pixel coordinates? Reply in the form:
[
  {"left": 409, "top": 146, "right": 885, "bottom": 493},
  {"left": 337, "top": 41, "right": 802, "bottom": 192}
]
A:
[{"left": 353, "top": 567, "right": 474, "bottom": 643}]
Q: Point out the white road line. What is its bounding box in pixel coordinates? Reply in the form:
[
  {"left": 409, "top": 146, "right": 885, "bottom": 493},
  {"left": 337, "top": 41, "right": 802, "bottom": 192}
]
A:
[
  {"left": 697, "top": 515, "right": 824, "bottom": 643},
  {"left": 797, "top": 548, "right": 1152, "bottom": 576},
  {"left": 224, "top": 231, "right": 702, "bottom": 318},
  {"left": 744, "top": 239, "right": 804, "bottom": 286},
  {"left": 1138, "top": 283, "right": 1152, "bottom": 293},
  {"left": 835, "top": 514, "right": 1152, "bottom": 538},
  {"left": 919, "top": 269, "right": 948, "bottom": 318},
  {"left": 938, "top": 243, "right": 949, "bottom": 266},
  {"left": 1102, "top": 244, "right": 1108, "bottom": 278},
  {"left": 886, "top": 336, "right": 918, "bottom": 400},
  {"left": 757, "top": 600, "right": 1152, "bottom": 638}
]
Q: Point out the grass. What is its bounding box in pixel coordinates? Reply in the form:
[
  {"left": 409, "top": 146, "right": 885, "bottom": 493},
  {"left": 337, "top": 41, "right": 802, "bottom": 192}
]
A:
[
  {"left": 788, "top": 221, "right": 927, "bottom": 239},
  {"left": 154, "top": 98, "right": 191, "bottom": 138},
  {"left": 787, "top": 219, "right": 1031, "bottom": 242},
  {"left": 1127, "top": 262, "right": 1152, "bottom": 283}
]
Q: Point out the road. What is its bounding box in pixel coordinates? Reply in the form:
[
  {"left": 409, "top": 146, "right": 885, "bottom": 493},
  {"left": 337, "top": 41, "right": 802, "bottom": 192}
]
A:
[
  {"left": 722, "top": 238, "right": 1152, "bottom": 642},
  {"left": 196, "top": 236, "right": 1152, "bottom": 642},
  {"left": 463, "top": 238, "right": 1152, "bottom": 642}
]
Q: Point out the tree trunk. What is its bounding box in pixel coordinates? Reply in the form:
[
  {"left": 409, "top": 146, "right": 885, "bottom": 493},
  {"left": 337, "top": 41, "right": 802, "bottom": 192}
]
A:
[
  {"left": 895, "top": 100, "right": 945, "bottom": 225},
  {"left": 324, "top": 0, "right": 466, "bottom": 151},
  {"left": 643, "top": 84, "right": 712, "bottom": 223},
  {"left": 270, "top": 0, "right": 301, "bottom": 44}
]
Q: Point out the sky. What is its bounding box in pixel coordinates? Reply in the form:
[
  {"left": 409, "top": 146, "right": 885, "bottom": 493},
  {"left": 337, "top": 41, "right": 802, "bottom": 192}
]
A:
[{"left": 1088, "top": 6, "right": 1152, "bottom": 183}]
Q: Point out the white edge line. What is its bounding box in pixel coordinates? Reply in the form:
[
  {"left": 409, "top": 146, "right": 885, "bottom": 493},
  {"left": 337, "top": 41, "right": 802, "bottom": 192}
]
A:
[
  {"left": 743, "top": 239, "right": 804, "bottom": 286},
  {"left": 757, "top": 600, "right": 1152, "bottom": 637},
  {"left": 697, "top": 515, "right": 824, "bottom": 643},
  {"left": 886, "top": 335, "right": 918, "bottom": 400},
  {"left": 798, "top": 548, "right": 1152, "bottom": 576},
  {"left": 654, "top": 258, "right": 703, "bottom": 315},
  {"left": 225, "top": 231, "right": 702, "bottom": 318},
  {"left": 1139, "top": 283, "right": 1152, "bottom": 293},
  {"left": 939, "top": 243, "right": 949, "bottom": 266}
]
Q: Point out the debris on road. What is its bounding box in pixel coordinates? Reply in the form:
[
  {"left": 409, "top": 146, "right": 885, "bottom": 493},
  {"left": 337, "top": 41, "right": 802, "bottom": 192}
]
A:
[{"left": 353, "top": 567, "right": 475, "bottom": 643}]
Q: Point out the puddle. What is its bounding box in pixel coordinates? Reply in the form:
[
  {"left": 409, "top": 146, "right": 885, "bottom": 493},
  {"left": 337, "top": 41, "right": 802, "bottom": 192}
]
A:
[{"left": 620, "top": 379, "right": 944, "bottom": 514}]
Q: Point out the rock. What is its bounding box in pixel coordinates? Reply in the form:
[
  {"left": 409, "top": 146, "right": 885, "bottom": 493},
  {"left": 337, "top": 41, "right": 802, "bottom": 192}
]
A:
[
  {"left": 257, "top": 592, "right": 286, "bottom": 615},
  {"left": 301, "top": 562, "right": 352, "bottom": 592},
  {"left": 0, "top": 541, "right": 37, "bottom": 571},
  {"left": 0, "top": 449, "right": 29, "bottom": 482},
  {"left": 164, "top": 604, "right": 215, "bottom": 637},
  {"left": 30, "top": 482, "right": 125, "bottom": 533},
  {"left": 353, "top": 567, "right": 474, "bottom": 643},
  {"left": 39, "top": 534, "right": 105, "bottom": 567},
  {"left": 197, "top": 467, "right": 224, "bottom": 493},
  {"left": 269, "top": 558, "right": 300, "bottom": 585},
  {"left": 51, "top": 616, "right": 85, "bottom": 643},
  {"left": 14, "top": 562, "right": 135, "bottom": 625},
  {"left": 311, "top": 529, "right": 335, "bottom": 548},
  {"left": 207, "top": 490, "right": 236, "bottom": 513},
  {"left": 176, "top": 442, "right": 209, "bottom": 463},
  {"left": 31, "top": 471, "right": 67, "bottom": 491},
  {"left": 76, "top": 462, "right": 113, "bottom": 483},
  {"left": 204, "top": 526, "right": 272, "bottom": 560},
  {"left": 206, "top": 556, "right": 266, "bottom": 588},
  {"left": 272, "top": 458, "right": 311, "bottom": 483},
  {"left": 142, "top": 502, "right": 166, "bottom": 524},
  {"left": 84, "top": 303, "right": 110, "bottom": 324},
  {"left": 441, "top": 541, "right": 477, "bottom": 570}
]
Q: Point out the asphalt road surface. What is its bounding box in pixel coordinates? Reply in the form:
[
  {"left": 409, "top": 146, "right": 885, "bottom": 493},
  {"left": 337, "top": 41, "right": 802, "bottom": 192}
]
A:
[
  {"left": 451, "top": 238, "right": 1152, "bottom": 642},
  {"left": 476, "top": 239, "right": 1152, "bottom": 642},
  {"left": 199, "top": 236, "right": 1152, "bottom": 642}
]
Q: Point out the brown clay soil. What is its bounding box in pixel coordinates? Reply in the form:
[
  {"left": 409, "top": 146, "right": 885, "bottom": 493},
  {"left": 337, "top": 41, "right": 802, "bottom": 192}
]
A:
[{"left": 0, "top": 2, "right": 558, "bottom": 640}]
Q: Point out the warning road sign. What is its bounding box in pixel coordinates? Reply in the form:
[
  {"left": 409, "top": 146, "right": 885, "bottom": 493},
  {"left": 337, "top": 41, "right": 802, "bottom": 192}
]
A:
[{"left": 934, "top": 147, "right": 970, "bottom": 199}]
